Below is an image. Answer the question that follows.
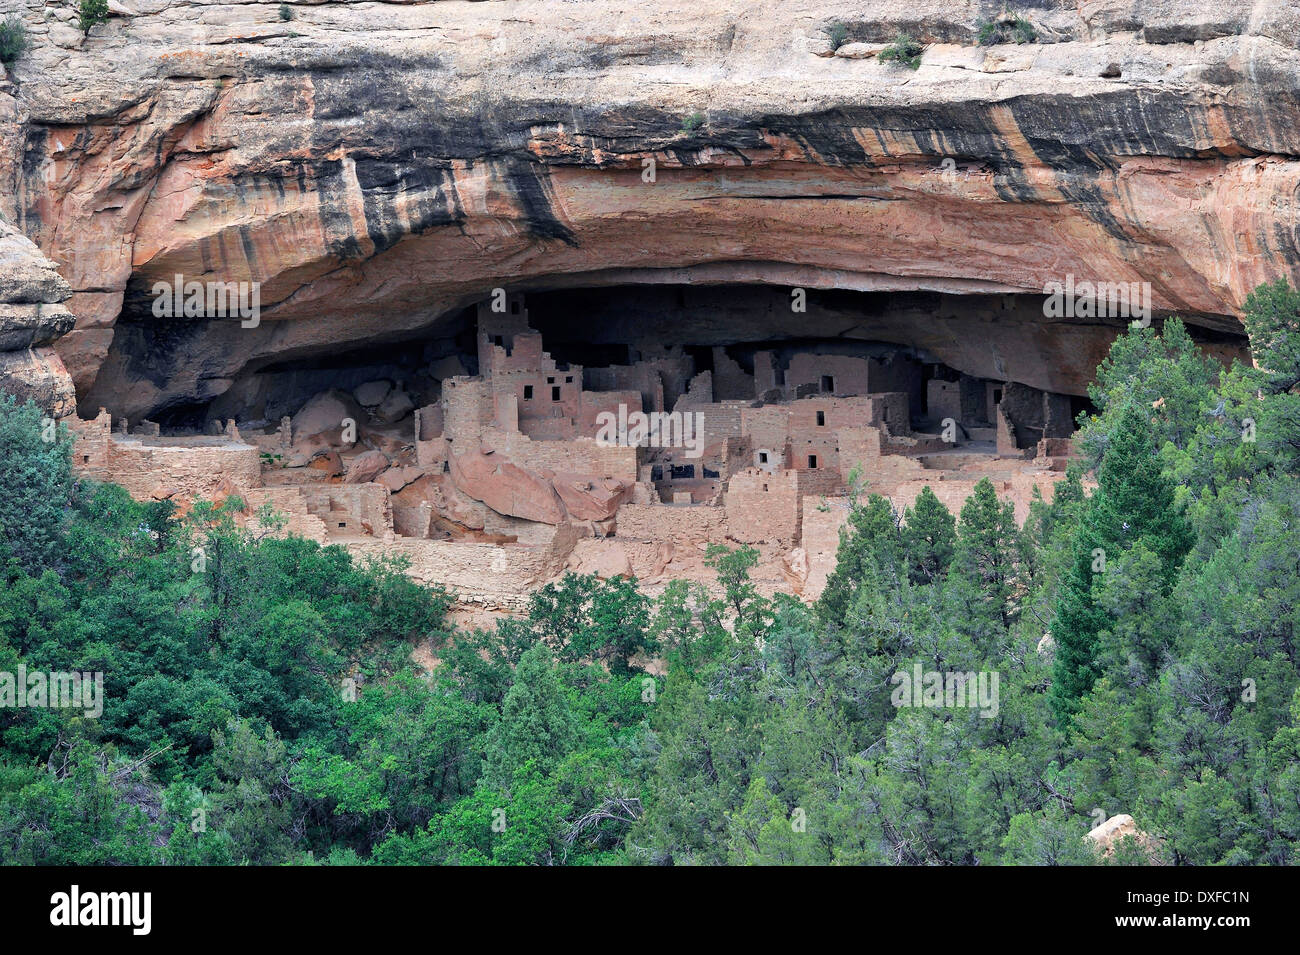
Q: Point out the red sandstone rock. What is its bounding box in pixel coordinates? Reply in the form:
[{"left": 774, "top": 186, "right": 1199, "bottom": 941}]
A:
[
  {"left": 9, "top": 0, "right": 1279, "bottom": 417},
  {"left": 345, "top": 450, "right": 391, "bottom": 484},
  {"left": 378, "top": 465, "right": 424, "bottom": 494},
  {"left": 431, "top": 473, "right": 488, "bottom": 531},
  {"left": 449, "top": 450, "right": 565, "bottom": 525},
  {"left": 551, "top": 473, "right": 629, "bottom": 521},
  {"left": 307, "top": 450, "right": 344, "bottom": 478}
]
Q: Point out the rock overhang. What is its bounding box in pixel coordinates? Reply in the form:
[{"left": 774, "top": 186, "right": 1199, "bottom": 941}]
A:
[{"left": 3, "top": 0, "right": 1296, "bottom": 418}]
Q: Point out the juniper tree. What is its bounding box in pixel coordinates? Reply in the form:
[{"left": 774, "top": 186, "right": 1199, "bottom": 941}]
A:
[
  {"left": 817, "top": 494, "right": 904, "bottom": 627},
  {"left": 903, "top": 485, "right": 956, "bottom": 585},
  {"left": 0, "top": 395, "right": 72, "bottom": 573},
  {"left": 950, "top": 478, "right": 1022, "bottom": 628},
  {"left": 1050, "top": 402, "right": 1192, "bottom": 725}
]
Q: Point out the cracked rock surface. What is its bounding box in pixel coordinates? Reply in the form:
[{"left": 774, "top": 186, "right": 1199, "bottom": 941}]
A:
[{"left": 2, "top": 0, "right": 1298, "bottom": 416}]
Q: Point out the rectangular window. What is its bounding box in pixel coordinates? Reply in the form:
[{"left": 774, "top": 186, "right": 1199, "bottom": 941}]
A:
[
  {"left": 565, "top": 376, "right": 573, "bottom": 383},
  {"left": 816, "top": 411, "right": 825, "bottom": 426},
  {"left": 821, "top": 375, "right": 834, "bottom": 393},
  {"left": 523, "top": 385, "right": 533, "bottom": 400},
  {"left": 758, "top": 451, "right": 768, "bottom": 463},
  {"left": 808, "top": 454, "right": 818, "bottom": 469},
  {"left": 551, "top": 386, "right": 561, "bottom": 401}
]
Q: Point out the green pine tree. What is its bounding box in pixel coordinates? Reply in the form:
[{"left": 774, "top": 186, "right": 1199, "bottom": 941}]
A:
[
  {"left": 1050, "top": 402, "right": 1192, "bottom": 724},
  {"left": 950, "top": 478, "right": 1022, "bottom": 627},
  {"left": 903, "top": 485, "right": 956, "bottom": 585},
  {"left": 481, "top": 642, "right": 579, "bottom": 791},
  {"left": 817, "top": 494, "right": 903, "bottom": 627}
]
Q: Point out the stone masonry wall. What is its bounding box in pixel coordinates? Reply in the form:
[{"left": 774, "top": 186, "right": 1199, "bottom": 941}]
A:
[
  {"left": 726, "top": 468, "right": 801, "bottom": 544},
  {"left": 92, "top": 435, "right": 262, "bottom": 500},
  {"left": 616, "top": 502, "right": 728, "bottom": 543}
]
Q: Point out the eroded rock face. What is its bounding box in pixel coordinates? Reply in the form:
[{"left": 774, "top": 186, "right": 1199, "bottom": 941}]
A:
[
  {"left": 551, "top": 473, "right": 630, "bottom": 522},
  {"left": 0, "top": 221, "right": 76, "bottom": 415},
  {"left": 345, "top": 449, "right": 391, "bottom": 485},
  {"left": 449, "top": 449, "right": 566, "bottom": 525},
  {"left": 2, "top": 1, "right": 1297, "bottom": 418}
]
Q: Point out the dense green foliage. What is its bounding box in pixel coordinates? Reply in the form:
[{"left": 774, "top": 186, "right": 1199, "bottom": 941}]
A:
[
  {"left": 879, "top": 33, "right": 924, "bottom": 70},
  {"left": 76, "top": 0, "right": 108, "bottom": 36},
  {"left": 976, "top": 18, "right": 1036, "bottom": 46},
  {"left": 3, "top": 284, "right": 1300, "bottom": 864},
  {"left": 823, "top": 21, "right": 849, "bottom": 51},
  {"left": 0, "top": 17, "right": 27, "bottom": 64}
]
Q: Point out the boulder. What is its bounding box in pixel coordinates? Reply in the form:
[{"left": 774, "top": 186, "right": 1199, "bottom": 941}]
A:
[
  {"left": 449, "top": 449, "right": 565, "bottom": 524},
  {"left": 292, "top": 390, "right": 359, "bottom": 441},
  {"left": 345, "top": 449, "right": 390, "bottom": 484},
  {"left": 1086, "top": 814, "right": 1160, "bottom": 860},
  {"left": 430, "top": 473, "right": 487, "bottom": 530},
  {"left": 353, "top": 379, "right": 393, "bottom": 407},
  {"left": 377, "top": 465, "right": 424, "bottom": 494},
  {"left": 551, "top": 473, "right": 629, "bottom": 521},
  {"left": 0, "top": 348, "right": 77, "bottom": 418},
  {"left": 834, "top": 42, "right": 886, "bottom": 59},
  {"left": 374, "top": 387, "right": 415, "bottom": 424},
  {"left": 307, "top": 450, "right": 344, "bottom": 478}
]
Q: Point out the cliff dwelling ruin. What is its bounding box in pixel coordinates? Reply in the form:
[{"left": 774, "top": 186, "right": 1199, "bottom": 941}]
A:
[
  {"left": 59, "top": 283, "right": 1164, "bottom": 609},
  {"left": 0, "top": 0, "right": 1279, "bottom": 610}
]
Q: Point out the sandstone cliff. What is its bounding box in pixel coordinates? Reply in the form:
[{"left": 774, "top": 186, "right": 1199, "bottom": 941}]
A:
[
  {"left": 0, "top": 218, "right": 76, "bottom": 414},
  {"left": 3, "top": 0, "right": 1299, "bottom": 418}
]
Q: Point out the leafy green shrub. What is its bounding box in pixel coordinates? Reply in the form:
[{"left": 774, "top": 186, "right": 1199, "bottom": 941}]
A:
[
  {"left": 878, "top": 32, "right": 923, "bottom": 70},
  {"left": 1012, "top": 18, "right": 1036, "bottom": 43},
  {"left": 681, "top": 111, "right": 705, "bottom": 132},
  {"left": 0, "top": 395, "right": 72, "bottom": 573},
  {"left": 77, "top": 0, "right": 109, "bottom": 36},
  {"left": 977, "top": 17, "right": 1036, "bottom": 46},
  {"left": 279, "top": 3, "right": 293, "bottom": 21},
  {"left": 823, "top": 21, "right": 849, "bottom": 51},
  {"left": 0, "top": 17, "right": 27, "bottom": 64}
]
